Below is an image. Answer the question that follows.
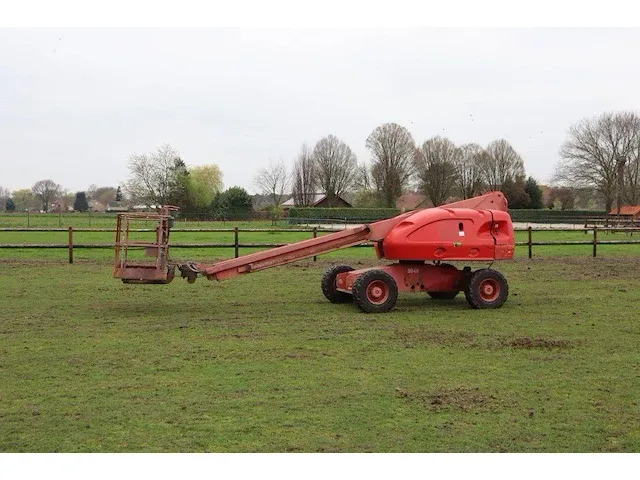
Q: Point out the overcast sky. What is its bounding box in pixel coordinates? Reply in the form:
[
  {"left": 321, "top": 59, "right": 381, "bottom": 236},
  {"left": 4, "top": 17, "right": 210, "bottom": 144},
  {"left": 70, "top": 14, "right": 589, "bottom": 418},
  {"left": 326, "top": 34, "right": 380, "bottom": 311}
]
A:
[{"left": 1, "top": 27, "right": 640, "bottom": 194}]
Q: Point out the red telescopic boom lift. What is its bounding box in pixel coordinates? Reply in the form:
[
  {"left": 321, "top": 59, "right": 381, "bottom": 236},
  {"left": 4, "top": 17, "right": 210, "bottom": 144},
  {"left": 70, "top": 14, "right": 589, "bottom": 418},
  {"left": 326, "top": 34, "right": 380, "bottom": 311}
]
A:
[{"left": 113, "top": 191, "right": 515, "bottom": 313}]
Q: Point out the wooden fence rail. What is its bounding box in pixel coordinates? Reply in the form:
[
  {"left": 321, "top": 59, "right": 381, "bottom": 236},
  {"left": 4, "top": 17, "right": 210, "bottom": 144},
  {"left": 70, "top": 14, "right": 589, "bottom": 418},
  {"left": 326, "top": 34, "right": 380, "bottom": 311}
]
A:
[{"left": 2, "top": 226, "right": 640, "bottom": 263}]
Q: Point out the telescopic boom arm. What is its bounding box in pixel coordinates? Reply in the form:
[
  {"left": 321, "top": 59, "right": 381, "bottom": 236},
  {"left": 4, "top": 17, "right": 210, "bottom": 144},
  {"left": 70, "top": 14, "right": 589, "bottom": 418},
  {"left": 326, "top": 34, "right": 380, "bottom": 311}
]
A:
[{"left": 176, "top": 191, "right": 508, "bottom": 283}]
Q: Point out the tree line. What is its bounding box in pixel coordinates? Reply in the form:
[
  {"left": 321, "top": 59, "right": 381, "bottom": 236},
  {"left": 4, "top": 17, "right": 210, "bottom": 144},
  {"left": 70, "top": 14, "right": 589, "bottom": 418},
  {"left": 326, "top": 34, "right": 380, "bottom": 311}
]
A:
[
  {"left": 554, "top": 110, "right": 640, "bottom": 213},
  {"left": 0, "top": 144, "right": 228, "bottom": 215},
  {"left": 4, "top": 110, "right": 640, "bottom": 215},
  {"left": 0, "top": 182, "right": 124, "bottom": 213},
  {"left": 255, "top": 124, "right": 544, "bottom": 210}
]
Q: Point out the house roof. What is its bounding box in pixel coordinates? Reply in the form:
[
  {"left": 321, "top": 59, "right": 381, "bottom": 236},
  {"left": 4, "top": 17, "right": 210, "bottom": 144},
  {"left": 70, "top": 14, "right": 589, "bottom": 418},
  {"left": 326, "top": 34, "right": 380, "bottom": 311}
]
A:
[
  {"left": 395, "top": 192, "right": 430, "bottom": 211},
  {"left": 608, "top": 205, "right": 640, "bottom": 216},
  {"left": 281, "top": 194, "right": 351, "bottom": 207},
  {"left": 252, "top": 194, "right": 287, "bottom": 209}
]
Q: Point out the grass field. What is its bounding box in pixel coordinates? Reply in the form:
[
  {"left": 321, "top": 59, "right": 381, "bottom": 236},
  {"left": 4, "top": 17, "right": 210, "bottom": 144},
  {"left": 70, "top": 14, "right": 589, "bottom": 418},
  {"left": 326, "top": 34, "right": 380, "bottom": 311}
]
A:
[
  {"left": 1, "top": 247, "right": 640, "bottom": 452},
  {"left": 0, "top": 212, "right": 279, "bottom": 229}
]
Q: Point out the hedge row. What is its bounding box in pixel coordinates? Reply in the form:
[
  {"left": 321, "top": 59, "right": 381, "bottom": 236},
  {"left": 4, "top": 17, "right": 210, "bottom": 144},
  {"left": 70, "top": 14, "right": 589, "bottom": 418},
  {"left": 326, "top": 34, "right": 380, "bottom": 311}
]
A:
[
  {"left": 287, "top": 207, "right": 609, "bottom": 224},
  {"left": 288, "top": 207, "right": 400, "bottom": 221},
  {"left": 508, "top": 209, "right": 606, "bottom": 221}
]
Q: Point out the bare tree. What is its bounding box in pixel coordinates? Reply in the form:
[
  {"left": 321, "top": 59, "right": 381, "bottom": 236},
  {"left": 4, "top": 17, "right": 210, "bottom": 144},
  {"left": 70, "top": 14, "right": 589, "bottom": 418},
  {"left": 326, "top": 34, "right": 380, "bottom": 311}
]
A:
[
  {"left": 291, "top": 144, "right": 316, "bottom": 206},
  {"left": 354, "top": 162, "right": 371, "bottom": 191},
  {"left": 622, "top": 123, "right": 640, "bottom": 206},
  {"left": 624, "top": 153, "right": 640, "bottom": 205},
  {"left": 32, "top": 179, "right": 62, "bottom": 212},
  {"left": 87, "top": 185, "right": 117, "bottom": 207},
  {"left": 312, "top": 135, "right": 358, "bottom": 206},
  {"left": 365, "top": 123, "right": 416, "bottom": 207},
  {"left": 555, "top": 111, "right": 640, "bottom": 212},
  {"left": 0, "top": 186, "right": 10, "bottom": 212},
  {"left": 124, "top": 143, "right": 180, "bottom": 205},
  {"left": 546, "top": 186, "right": 576, "bottom": 210},
  {"left": 414, "top": 136, "right": 460, "bottom": 206},
  {"left": 253, "top": 158, "right": 289, "bottom": 207},
  {"left": 455, "top": 143, "right": 485, "bottom": 199},
  {"left": 56, "top": 190, "right": 75, "bottom": 212},
  {"left": 479, "top": 139, "right": 525, "bottom": 191}
]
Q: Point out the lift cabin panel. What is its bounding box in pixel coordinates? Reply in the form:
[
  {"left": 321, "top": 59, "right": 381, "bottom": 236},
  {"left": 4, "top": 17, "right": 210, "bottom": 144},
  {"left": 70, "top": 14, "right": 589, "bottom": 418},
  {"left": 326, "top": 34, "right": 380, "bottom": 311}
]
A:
[
  {"left": 381, "top": 207, "right": 515, "bottom": 262},
  {"left": 491, "top": 210, "right": 515, "bottom": 260}
]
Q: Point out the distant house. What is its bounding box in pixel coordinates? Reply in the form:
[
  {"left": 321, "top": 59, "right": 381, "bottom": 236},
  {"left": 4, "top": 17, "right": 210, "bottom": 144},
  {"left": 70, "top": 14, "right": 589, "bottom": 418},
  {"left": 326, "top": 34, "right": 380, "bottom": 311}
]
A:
[
  {"left": 252, "top": 194, "right": 288, "bottom": 210},
  {"left": 89, "top": 200, "right": 107, "bottom": 212},
  {"left": 395, "top": 192, "right": 430, "bottom": 212},
  {"left": 281, "top": 193, "right": 352, "bottom": 210},
  {"left": 608, "top": 205, "right": 640, "bottom": 220},
  {"left": 51, "top": 202, "right": 73, "bottom": 213}
]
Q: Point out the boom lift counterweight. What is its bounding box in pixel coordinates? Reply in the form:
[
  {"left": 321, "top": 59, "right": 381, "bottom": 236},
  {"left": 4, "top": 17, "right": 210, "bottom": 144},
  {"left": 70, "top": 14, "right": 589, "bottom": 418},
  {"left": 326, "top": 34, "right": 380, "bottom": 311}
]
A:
[{"left": 113, "top": 192, "right": 515, "bottom": 313}]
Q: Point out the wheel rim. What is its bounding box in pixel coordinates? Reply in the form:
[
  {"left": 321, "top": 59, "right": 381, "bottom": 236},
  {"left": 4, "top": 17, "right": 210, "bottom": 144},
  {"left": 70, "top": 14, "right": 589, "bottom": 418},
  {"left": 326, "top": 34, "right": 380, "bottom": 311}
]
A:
[
  {"left": 366, "top": 280, "right": 390, "bottom": 305},
  {"left": 478, "top": 278, "right": 500, "bottom": 302}
]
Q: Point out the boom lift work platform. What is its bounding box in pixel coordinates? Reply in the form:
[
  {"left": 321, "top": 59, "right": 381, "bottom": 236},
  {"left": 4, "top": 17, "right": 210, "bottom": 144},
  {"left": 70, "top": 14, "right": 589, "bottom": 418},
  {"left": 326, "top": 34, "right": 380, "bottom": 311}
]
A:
[{"left": 113, "top": 192, "right": 515, "bottom": 313}]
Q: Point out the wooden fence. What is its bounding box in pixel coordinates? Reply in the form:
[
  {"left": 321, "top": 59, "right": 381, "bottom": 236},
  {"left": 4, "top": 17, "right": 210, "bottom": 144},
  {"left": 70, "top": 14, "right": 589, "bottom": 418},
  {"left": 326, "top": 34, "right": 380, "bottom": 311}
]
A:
[{"left": 1, "top": 226, "right": 640, "bottom": 263}]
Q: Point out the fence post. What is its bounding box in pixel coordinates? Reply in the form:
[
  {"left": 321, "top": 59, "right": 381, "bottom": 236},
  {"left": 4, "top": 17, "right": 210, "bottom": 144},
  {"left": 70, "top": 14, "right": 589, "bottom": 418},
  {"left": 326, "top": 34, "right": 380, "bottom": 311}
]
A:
[
  {"left": 27, "top": 210, "right": 30, "bottom": 228},
  {"left": 528, "top": 226, "right": 532, "bottom": 259},
  {"left": 313, "top": 227, "right": 317, "bottom": 262},
  {"left": 584, "top": 220, "right": 587, "bottom": 234},
  {"left": 593, "top": 225, "right": 598, "bottom": 258},
  {"left": 234, "top": 226, "right": 239, "bottom": 258},
  {"left": 68, "top": 226, "right": 74, "bottom": 264}
]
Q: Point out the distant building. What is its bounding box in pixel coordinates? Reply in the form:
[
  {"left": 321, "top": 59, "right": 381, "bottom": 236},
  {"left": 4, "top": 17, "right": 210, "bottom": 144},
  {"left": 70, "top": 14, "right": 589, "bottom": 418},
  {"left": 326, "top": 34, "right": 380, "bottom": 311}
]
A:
[
  {"left": 395, "top": 192, "right": 431, "bottom": 212},
  {"left": 51, "top": 202, "right": 73, "bottom": 213},
  {"left": 281, "top": 193, "right": 352, "bottom": 210},
  {"left": 252, "top": 194, "right": 289, "bottom": 210},
  {"left": 608, "top": 205, "right": 640, "bottom": 221},
  {"left": 89, "top": 200, "right": 107, "bottom": 212}
]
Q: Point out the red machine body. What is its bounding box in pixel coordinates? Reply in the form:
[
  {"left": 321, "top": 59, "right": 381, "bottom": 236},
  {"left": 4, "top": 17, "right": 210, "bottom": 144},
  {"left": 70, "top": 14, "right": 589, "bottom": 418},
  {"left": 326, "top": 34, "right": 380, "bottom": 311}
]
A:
[
  {"left": 113, "top": 191, "right": 516, "bottom": 313},
  {"left": 379, "top": 208, "right": 515, "bottom": 262}
]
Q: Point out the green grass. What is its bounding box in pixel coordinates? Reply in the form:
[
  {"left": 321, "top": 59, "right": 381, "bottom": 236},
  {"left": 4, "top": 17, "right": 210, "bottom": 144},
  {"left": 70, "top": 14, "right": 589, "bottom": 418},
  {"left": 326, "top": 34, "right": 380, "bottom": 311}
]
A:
[
  {"left": 0, "top": 212, "right": 284, "bottom": 229},
  {"left": 1, "top": 253, "right": 639, "bottom": 452}
]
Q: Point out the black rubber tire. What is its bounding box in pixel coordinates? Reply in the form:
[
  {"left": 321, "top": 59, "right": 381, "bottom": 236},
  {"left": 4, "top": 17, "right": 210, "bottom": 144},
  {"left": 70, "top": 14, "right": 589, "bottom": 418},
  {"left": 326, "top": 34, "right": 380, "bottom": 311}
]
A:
[
  {"left": 321, "top": 265, "right": 354, "bottom": 303},
  {"left": 428, "top": 290, "right": 460, "bottom": 300},
  {"left": 464, "top": 269, "right": 509, "bottom": 309},
  {"left": 352, "top": 270, "right": 398, "bottom": 313}
]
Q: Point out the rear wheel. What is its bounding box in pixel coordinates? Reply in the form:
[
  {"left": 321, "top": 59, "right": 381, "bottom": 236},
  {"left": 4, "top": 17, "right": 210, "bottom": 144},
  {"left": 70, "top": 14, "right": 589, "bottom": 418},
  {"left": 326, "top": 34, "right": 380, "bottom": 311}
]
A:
[
  {"left": 464, "top": 269, "right": 508, "bottom": 309},
  {"left": 321, "top": 265, "right": 354, "bottom": 303},
  {"left": 352, "top": 270, "right": 398, "bottom": 313}
]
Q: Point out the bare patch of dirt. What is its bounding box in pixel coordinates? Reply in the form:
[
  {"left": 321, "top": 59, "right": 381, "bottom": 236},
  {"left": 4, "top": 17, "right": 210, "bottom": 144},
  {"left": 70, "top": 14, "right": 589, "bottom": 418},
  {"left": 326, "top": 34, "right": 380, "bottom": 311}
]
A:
[
  {"left": 502, "top": 337, "right": 573, "bottom": 349},
  {"left": 396, "top": 386, "right": 496, "bottom": 412}
]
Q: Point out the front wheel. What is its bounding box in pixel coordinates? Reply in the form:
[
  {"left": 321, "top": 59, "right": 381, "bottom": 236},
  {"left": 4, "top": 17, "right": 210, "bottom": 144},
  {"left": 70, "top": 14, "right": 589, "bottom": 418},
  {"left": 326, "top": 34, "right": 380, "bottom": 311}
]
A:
[
  {"left": 464, "top": 269, "right": 509, "bottom": 309},
  {"left": 352, "top": 270, "right": 398, "bottom": 313}
]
